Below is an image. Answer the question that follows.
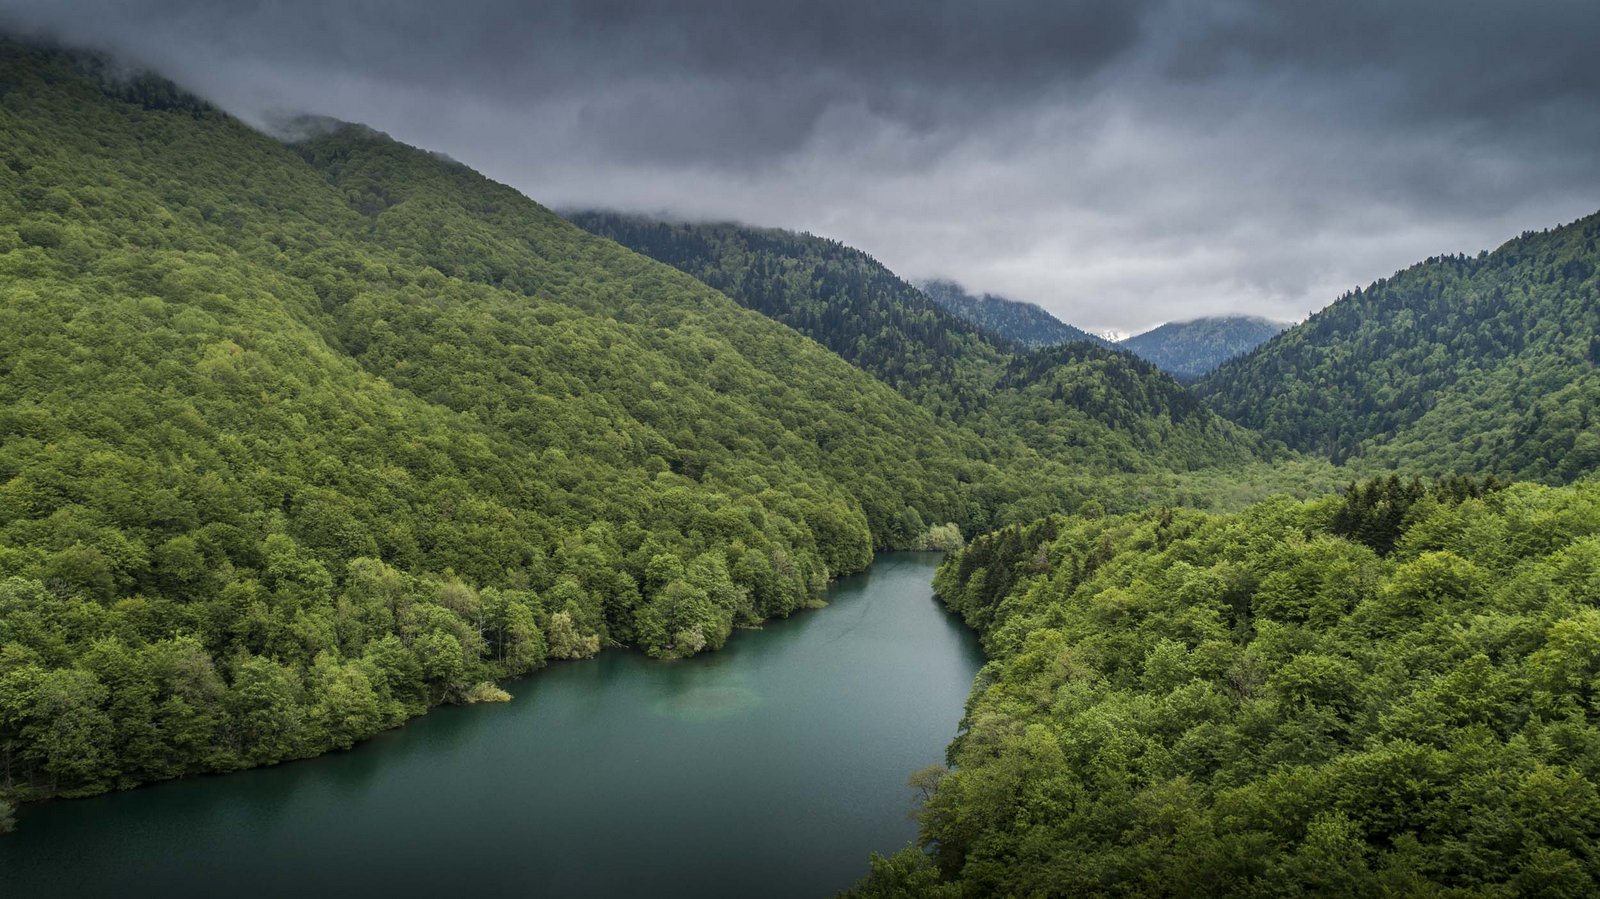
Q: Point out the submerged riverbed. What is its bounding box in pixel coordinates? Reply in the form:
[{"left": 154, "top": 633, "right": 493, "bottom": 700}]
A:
[{"left": 0, "top": 553, "right": 981, "bottom": 897}]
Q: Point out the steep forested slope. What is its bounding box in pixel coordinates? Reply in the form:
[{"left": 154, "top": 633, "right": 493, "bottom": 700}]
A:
[
  {"left": 918, "top": 278, "right": 1104, "bottom": 349},
  {"left": 568, "top": 211, "right": 1271, "bottom": 473},
  {"left": 0, "top": 40, "right": 1106, "bottom": 811},
  {"left": 563, "top": 212, "right": 1008, "bottom": 415},
  {"left": 859, "top": 477, "right": 1600, "bottom": 896},
  {"left": 1197, "top": 216, "right": 1600, "bottom": 478},
  {"left": 1121, "top": 315, "right": 1290, "bottom": 381}
]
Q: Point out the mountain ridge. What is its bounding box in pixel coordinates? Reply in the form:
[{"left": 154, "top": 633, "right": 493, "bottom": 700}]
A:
[
  {"left": 567, "top": 210, "right": 1274, "bottom": 474},
  {"left": 1196, "top": 211, "right": 1600, "bottom": 479},
  {"left": 916, "top": 277, "right": 1106, "bottom": 349}
]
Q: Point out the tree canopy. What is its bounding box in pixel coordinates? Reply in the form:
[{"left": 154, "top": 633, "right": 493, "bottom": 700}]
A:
[{"left": 885, "top": 477, "right": 1600, "bottom": 895}]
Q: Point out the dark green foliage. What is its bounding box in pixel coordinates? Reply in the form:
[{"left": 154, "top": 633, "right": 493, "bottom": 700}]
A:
[
  {"left": 1120, "top": 315, "right": 1290, "bottom": 382},
  {"left": 0, "top": 37, "right": 1333, "bottom": 833},
  {"left": 1329, "top": 474, "right": 1505, "bottom": 556},
  {"left": 907, "top": 480, "right": 1600, "bottom": 896},
  {"left": 918, "top": 278, "right": 1105, "bottom": 350},
  {"left": 1197, "top": 216, "right": 1600, "bottom": 478}
]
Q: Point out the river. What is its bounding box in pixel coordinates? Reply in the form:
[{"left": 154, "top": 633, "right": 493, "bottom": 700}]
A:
[{"left": 0, "top": 552, "right": 981, "bottom": 897}]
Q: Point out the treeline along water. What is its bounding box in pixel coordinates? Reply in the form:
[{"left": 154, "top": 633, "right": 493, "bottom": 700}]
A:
[{"left": 0, "top": 553, "right": 980, "bottom": 897}]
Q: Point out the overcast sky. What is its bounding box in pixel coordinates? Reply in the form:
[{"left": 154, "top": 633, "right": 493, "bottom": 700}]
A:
[{"left": 5, "top": 1, "right": 1599, "bottom": 334}]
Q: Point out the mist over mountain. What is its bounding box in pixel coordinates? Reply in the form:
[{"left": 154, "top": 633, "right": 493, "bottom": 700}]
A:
[
  {"left": 5, "top": 0, "right": 1598, "bottom": 332},
  {"left": 917, "top": 278, "right": 1106, "bottom": 349}
]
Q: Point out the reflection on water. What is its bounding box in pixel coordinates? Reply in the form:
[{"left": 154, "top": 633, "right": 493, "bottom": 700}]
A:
[{"left": 653, "top": 681, "right": 765, "bottom": 721}]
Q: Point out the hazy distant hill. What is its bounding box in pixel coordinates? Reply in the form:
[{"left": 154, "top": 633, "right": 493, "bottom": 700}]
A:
[
  {"left": 1196, "top": 212, "right": 1600, "bottom": 479},
  {"left": 1119, "top": 315, "right": 1290, "bottom": 381},
  {"left": 917, "top": 278, "right": 1105, "bottom": 349}
]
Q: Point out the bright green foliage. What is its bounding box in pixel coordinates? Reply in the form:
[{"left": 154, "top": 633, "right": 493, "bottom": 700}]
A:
[
  {"left": 917, "top": 524, "right": 965, "bottom": 552},
  {"left": 0, "top": 40, "right": 1100, "bottom": 807},
  {"left": 918, "top": 278, "right": 1105, "bottom": 350},
  {"left": 902, "top": 479, "right": 1600, "bottom": 895},
  {"left": 840, "top": 845, "right": 961, "bottom": 899},
  {"left": 1119, "top": 315, "right": 1290, "bottom": 382},
  {"left": 567, "top": 211, "right": 1272, "bottom": 473},
  {"left": 1197, "top": 217, "right": 1600, "bottom": 477}
]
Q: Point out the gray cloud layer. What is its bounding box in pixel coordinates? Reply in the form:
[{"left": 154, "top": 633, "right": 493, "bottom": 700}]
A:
[{"left": 5, "top": 0, "right": 1599, "bottom": 333}]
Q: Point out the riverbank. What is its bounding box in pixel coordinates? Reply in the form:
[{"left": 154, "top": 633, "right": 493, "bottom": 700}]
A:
[{"left": 0, "top": 554, "right": 981, "bottom": 897}]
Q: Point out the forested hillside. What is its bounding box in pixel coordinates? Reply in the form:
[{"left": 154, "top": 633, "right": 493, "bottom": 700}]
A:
[
  {"left": 918, "top": 278, "right": 1103, "bottom": 349},
  {"left": 1197, "top": 217, "right": 1600, "bottom": 479},
  {"left": 563, "top": 212, "right": 1004, "bottom": 415},
  {"left": 990, "top": 342, "right": 1265, "bottom": 473},
  {"left": 1121, "top": 315, "right": 1290, "bottom": 381},
  {"left": 856, "top": 477, "right": 1600, "bottom": 896},
  {"left": 568, "top": 211, "right": 1272, "bottom": 473},
  {"left": 0, "top": 40, "right": 1116, "bottom": 812}
]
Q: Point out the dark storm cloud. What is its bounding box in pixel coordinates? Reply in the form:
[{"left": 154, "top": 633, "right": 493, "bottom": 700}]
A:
[
  {"left": 3, "top": 0, "right": 1599, "bottom": 332},
  {"left": 3, "top": 0, "right": 1153, "bottom": 164}
]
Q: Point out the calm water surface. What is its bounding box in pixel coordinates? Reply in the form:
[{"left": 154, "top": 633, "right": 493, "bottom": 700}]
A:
[{"left": 0, "top": 552, "right": 980, "bottom": 897}]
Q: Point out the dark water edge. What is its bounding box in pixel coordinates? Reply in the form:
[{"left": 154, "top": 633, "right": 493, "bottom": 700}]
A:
[{"left": 0, "top": 552, "right": 981, "bottom": 898}]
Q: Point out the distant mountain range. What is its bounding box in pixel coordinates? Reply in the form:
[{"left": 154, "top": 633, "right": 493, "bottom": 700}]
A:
[
  {"left": 1119, "top": 316, "right": 1292, "bottom": 381},
  {"left": 568, "top": 211, "right": 1269, "bottom": 475},
  {"left": 910, "top": 278, "right": 1289, "bottom": 383}
]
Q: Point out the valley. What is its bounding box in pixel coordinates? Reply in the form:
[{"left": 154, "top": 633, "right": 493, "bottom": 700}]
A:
[{"left": 2, "top": 21, "right": 1600, "bottom": 899}]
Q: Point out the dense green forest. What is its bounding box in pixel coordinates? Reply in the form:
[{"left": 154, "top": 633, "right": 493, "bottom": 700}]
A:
[
  {"left": 0, "top": 39, "right": 1120, "bottom": 815},
  {"left": 850, "top": 477, "right": 1600, "bottom": 895},
  {"left": 1121, "top": 316, "right": 1290, "bottom": 382},
  {"left": 568, "top": 211, "right": 1276, "bottom": 474},
  {"left": 918, "top": 278, "right": 1105, "bottom": 350},
  {"left": 1197, "top": 217, "right": 1600, "bottom": 478}
]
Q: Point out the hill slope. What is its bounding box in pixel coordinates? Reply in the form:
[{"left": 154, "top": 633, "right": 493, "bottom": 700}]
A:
[
  {"left": 918, "top": 278, "right": 1104, "bottom": 349},
  {"left": 562, "top": 212, "right": 1007, "bottom": 415},
  {"left": 0, "top": 39, "right": 1090, "bottom": 808},
  {"left": 1120, "top": 315, "right": 1290, "bottom": 381},
  {"left": 568, "top": 211, "right": 1269, "bottom": 473},
  {"left": 1196, "top": 215, "right": 1600, "bottom": 479}
]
